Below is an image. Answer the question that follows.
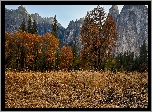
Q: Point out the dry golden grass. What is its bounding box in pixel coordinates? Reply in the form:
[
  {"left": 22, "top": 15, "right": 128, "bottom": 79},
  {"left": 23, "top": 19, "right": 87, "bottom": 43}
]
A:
[{"left": 5, "top": 70, "right": 148, "bottom": 108}]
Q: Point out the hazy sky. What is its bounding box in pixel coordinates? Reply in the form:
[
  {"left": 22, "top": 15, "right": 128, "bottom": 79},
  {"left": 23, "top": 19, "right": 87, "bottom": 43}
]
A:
[{"left": 5, "top": 5, "right": 124, "bottom": 28}]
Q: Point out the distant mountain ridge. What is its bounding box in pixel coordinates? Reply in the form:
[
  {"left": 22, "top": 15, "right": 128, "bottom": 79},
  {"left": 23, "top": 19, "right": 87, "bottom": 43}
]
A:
[
  {"left": 5, "top": 5, "right": 84, "bottom": 48},
  {"left": 5, "top": 5, "right": 66, "bottom": 45},
  {"left": 5, "top": 5, "right": 148, "bottom": 56}
]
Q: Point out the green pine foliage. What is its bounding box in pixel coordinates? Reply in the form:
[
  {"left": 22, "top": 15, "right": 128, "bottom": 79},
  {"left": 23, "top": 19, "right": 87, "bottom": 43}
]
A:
[
  {"left": 32, "top": 20, "right": 38, "bottom": 35},
  {"left": 51, "top": 15, "right": 60, "bottom": 70},
  {"left": 27, "top": 15, "right": 33, "bottom": 34},
  {"left": 101, "top": 41, "right": 148, "bottom": 73},
  {"left": 139, "top": 40, "right": 148, "bottom": 64},
  {"left": 52, "top": 15, "right": 58, "bottom": 38},
  {"left": 19, "top": 18, "right": 26, "bottom": 32},
  {"left": 71, "top": 39, "right": 80, "bottom": 70},
  {"left": 139, "top": 40, "right": 148, "bottom": 72}
]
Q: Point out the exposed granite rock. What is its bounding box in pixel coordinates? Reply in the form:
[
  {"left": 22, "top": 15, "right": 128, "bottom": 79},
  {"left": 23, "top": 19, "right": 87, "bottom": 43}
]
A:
[
  {"left": 5, "top": 5, "right": 65, "bottom": 45},
  {"left": 109, "top": 5, "right": 119, "bottom": 21},
  {"left": 109, "top": 5, "right": 148, "bottom": 56},
  {"left": 63, "top": 18, "right": 84, "bottom": 52},
  {"left": 5, "top": 5, "right": 148, "bottom": 57},
  {"left": 5, "top": 5, "right": 30, "bottom": 33}
]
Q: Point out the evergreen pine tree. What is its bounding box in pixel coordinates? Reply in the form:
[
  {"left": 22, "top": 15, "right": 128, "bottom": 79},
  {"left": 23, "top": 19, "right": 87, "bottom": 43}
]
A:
[
  {"left": 19, "top": 18, "right": 26, "bottom": 32},
  {"left": 32, "top": 20, "right": 38, "bottom": 35},
  {"left": 27, "top": 15, "right": 32, "bottom": 34},
  {"left": 71, "top": 38, "right": 81, "bottom": 70},
  {"left": 132, "top": 55, "right": 140, "bottom": 71},
  {"left": 139, "top": 40, "right": 148, "bottom": 72},
  {"left": 52, "top": 15, "right": 58, "bottom": 38},
  {"left": 51, "top": 15, "right": 60, "bottom": 70},
  {"left": 139, "top": 40, "right": 148, "bottom": 64},
  {"left": 72, "top": 39, "right": 78, "bottom": 61}
]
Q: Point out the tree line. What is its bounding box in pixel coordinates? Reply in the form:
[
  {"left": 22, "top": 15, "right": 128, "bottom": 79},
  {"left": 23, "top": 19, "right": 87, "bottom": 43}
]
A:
[
  {"left": 5, "top": 6, "right": 148, "bottom": 72},
  {"left": 101, "top": 45, "right": 148, "bottom": 73}
]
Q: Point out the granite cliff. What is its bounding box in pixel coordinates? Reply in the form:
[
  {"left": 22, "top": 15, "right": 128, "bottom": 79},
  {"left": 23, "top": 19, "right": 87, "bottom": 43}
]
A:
[
  {"left": 5, "top": 5, "right": 148, "bottom": 56},
  {"left": 109, "top": 5, "right": 148, "bottom": 56}
]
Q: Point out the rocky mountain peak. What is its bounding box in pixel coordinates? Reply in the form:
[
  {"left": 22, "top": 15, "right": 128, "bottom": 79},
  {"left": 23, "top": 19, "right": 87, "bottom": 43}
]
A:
[
  {"left": 18, "top": 5, "right": 27, "bottom": 13},
  {"left": 110, "top": 5, "right": 148, "bottom": 57},
  {"left": 112, "top": 5, "right": 119, "bottom": 10},
  {"left": 5, "top": 5, "right": 148, "bottom": 57},
  {"left": 109, "top": 5, "right": 119, "bottom": 21}
]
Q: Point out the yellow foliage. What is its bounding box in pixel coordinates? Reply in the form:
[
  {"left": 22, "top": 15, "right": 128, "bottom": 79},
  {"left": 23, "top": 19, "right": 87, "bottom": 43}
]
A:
[{"left": 59, "top": 46, "right": 73, "bottom": 70}]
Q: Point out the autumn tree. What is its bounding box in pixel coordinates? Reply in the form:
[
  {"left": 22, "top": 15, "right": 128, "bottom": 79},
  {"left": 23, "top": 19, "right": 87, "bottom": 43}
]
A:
[
  {"left": 42, "top": 33, "right": 59, "bottom": 70},
  {"left": 80, "top": 5, "right": 118, "bottom": 71},
  {"left": 5, "top": 29, "right": 60, "bottom": 71},
  {"left": 5, "top": 30, "right": 25, "bottom": 70},
  {"left": 25, "top": 33, "right": 42, "bottom": 70},
  {"left": 5, "top": 31, "right": 15, "bottom": 69},
  {"left": 13, "top": 31, "right": 32, "bottom": 70},
  {"left": 59, "top": 46, "right": 73, "bottom": 71}
]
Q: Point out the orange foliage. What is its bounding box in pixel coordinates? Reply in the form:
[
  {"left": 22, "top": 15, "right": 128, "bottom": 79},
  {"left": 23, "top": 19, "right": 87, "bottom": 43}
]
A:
[
  {"left": 59, "top": 46, "right": 73, "bottom": 71},
  {"left": 80, "top": 6, "right": 118, "bottom": 70},
  {"left": 5, "top": 30, "right": 59, "bottom": 70},
  {"left": 43, "top": 33, "right": 59, "bottom": 63}
]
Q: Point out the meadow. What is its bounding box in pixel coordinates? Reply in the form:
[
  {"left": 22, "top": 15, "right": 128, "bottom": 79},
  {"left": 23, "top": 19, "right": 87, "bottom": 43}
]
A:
[{"left": 5, "top": 70, "right": 148, "bottom": 108}]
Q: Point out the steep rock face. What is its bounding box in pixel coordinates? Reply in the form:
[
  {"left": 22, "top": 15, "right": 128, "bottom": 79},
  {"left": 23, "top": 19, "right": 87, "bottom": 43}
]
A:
[
  {"left": 5, "top": 5, "right": 30, "bottom": 33},
  {"left": 5, "top": 5, "right": 148, "bottom": 56},
  {"left": 63, "top": 18, "right": 84, "bottom": 51},
  {"left": 109, "top": 5, "right": 119, "bottom": 21},
  {"left": 5, "top": 5, "right": 65, "bottom": 45},
  {"left": 109, "top": 5, "right": 148, "bottom": 56},
  {"left": 64, "top": 5, "right": 148, "bottom": 56}
]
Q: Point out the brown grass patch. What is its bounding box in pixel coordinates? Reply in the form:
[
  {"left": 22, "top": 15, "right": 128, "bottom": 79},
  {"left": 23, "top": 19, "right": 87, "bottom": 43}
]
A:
[{"left": 5, "top": 70, "right": 148, "bottom": 108}]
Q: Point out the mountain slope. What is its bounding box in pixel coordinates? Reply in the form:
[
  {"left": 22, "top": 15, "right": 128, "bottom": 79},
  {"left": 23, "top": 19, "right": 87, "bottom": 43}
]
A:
[
  {"left": 5, "top": 5, "right": 148, "bottom": 57},
  {"left": 109, "top": 5, "right": 148, "bottom": 56},
  {"left": 5, "top": 5, "right": 66, "bottom": 46}
]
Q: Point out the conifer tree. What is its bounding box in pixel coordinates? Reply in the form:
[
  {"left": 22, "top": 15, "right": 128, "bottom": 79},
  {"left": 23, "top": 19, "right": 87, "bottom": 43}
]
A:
[
  {"left": 71, "top": 39, "right": 80, "bottom": 70},
  {"left": 32, "top": 20, "right": 38, "bottom": 35},
  {"left": 139, "top": 40, "right": 148, "bottom": 72},
  {"left": 52, "top": 15, "right": 58, "bottom": 38},
  {"left": 139, "top": 40, "right": 148, "bottom": 64},
  {"left": 19, "top": 18, "right": 26, "bottom": 32},
  {"left": 27, "top": 15, "right": 32, "bottom": 34},
  {"left": 51, "top": 15, "right": 60, "bottom": 70},
  {"left": 72, "top": 38, "right": 78, "bottom": 61}
]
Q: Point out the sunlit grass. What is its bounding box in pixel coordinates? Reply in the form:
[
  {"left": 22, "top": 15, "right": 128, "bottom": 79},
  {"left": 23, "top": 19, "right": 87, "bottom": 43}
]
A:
[{"left": 5, "top": 70, "right": 148, "bottom": 108}]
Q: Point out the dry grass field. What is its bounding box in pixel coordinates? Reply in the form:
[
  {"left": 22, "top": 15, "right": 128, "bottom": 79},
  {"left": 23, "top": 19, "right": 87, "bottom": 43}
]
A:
[{"left": 5, "top": 70, "right": 148, "bottom": 108}]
